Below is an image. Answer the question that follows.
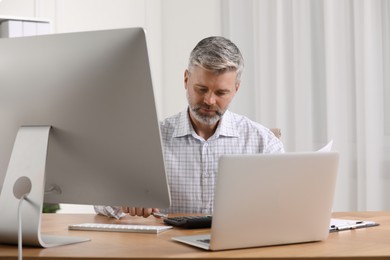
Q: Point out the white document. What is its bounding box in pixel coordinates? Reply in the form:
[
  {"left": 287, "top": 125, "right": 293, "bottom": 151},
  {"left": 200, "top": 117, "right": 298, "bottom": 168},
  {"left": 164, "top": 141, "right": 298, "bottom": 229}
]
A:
[
  {"left": 317, "top": 140, "right": 333, "bottom": 152},
  {"left": 22, "top": 21, "right": 37, "bottom": 36},
  {"left": 0, "top": 20, "right": 23, "bottom": 38},
  {"left": 0, "top": 20, "right": 50, "bottom": 38},
  {"left": 36, "top": 22, "right": 50, "bottom": 35}
]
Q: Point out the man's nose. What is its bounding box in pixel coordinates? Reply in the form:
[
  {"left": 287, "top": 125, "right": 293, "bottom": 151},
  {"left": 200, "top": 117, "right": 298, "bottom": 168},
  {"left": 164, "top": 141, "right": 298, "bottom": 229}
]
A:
[{"left": 204, "top": 92, "right": 216, "bottom": 105}]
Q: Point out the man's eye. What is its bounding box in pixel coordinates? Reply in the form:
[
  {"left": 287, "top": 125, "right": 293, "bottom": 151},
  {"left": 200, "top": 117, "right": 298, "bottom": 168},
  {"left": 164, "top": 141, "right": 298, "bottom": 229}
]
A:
[
  {"left": 197, "top": 88, "right": 208, "bottom": 93},
  {"left": 216, "top": 91, "right": 228, "bottom": 96}
]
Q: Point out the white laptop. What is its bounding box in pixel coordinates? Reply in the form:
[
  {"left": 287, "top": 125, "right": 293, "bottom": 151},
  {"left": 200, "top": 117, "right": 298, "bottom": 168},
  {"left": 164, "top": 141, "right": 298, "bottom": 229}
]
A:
[{"left": 172, "top": 152, "right": 339, "bottom": 251}]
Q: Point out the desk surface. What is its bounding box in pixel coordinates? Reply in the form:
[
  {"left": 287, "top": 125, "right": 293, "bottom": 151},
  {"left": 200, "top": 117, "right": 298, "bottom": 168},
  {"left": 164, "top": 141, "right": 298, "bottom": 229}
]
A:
[{"left": 1, "top": 211, "right": 390, "bottom": 259}]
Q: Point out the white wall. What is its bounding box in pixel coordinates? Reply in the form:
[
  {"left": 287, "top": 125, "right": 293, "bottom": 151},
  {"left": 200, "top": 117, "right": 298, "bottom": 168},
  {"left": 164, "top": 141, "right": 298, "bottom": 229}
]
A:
[
  {"left": 221, "top": 1, "right": 257, "bottom": 121},
  {"left": 161, "top": 0, "right": 222, "bottom": 118},
  {"left": 0, "top": 0, "right": 225, "bottom": 120}
]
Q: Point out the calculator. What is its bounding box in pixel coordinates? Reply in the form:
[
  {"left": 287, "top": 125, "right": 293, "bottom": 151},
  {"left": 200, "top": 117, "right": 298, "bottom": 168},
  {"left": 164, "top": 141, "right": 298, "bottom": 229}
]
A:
[{"left": 163, "top": 215, "right": 212, "bottom": 229}]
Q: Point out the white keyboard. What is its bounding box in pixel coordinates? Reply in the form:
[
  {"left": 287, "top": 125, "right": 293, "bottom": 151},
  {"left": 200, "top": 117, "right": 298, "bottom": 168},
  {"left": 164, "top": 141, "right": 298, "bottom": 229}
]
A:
[{"left": 69, "top": 223, "right": 173, "bottom": 234}]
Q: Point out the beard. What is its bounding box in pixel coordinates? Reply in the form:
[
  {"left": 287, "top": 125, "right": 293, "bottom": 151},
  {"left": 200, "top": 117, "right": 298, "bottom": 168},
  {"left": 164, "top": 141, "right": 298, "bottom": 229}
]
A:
[{"left": 187, "top": 92, "right": 226, "bottom": 126}]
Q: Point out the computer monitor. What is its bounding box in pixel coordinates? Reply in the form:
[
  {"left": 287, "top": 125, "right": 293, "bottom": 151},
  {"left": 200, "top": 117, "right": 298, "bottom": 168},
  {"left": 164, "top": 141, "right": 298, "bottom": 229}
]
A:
[{"left": 0, "top": 27, "right": 171, "bottom": 247}]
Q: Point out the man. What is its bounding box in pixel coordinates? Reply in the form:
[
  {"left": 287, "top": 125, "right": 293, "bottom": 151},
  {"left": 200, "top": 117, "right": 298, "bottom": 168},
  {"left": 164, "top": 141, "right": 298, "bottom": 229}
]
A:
[{"left": 95, "top": 36, "right": 284, "bottom": 218}]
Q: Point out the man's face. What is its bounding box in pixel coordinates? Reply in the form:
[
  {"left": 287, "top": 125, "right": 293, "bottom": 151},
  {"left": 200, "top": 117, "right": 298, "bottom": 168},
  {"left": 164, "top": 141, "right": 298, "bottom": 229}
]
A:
[{"left": 185, "top": 66, "right": 240, "bottom": 126}]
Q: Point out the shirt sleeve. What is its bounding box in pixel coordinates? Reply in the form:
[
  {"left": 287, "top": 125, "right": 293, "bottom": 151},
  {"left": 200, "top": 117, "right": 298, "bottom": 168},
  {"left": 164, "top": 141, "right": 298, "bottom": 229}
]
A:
[
  {"left": 263, "top": 128, "right": 285, "bottom": 153},
  {"left": 93, "top": 205, "right": 127, "bottom": 219}
]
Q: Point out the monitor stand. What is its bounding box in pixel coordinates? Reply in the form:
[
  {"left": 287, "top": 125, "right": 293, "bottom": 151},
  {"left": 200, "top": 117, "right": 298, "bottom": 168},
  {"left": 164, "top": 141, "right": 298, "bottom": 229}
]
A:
[{"left": 0, "top": 126, "right": 90, "bottom": 247}]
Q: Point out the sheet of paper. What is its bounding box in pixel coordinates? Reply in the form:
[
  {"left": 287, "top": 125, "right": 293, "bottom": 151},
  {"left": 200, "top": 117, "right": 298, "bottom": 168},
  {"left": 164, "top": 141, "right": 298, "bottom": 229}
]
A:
[{"left": 317, "top": 140, "right": 333, "bottom": 152}]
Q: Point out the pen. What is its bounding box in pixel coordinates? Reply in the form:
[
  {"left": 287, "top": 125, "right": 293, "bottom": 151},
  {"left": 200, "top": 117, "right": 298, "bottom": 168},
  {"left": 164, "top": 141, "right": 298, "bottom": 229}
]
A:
[{"left": 336, "top": 222, "right": 366, "bottom": 231}]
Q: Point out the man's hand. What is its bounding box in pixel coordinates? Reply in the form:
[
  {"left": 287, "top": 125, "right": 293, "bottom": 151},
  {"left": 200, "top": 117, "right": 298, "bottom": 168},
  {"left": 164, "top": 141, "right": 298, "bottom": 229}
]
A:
[{"left": 121, "top": 207, "right": 160, "bottom": 218}]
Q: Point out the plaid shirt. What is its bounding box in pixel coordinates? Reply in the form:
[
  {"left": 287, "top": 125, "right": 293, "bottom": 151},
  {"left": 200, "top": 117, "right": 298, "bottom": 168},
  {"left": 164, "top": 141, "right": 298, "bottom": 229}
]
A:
[{"left": 159, "top": 109, "right": 284, "bottom": 214}]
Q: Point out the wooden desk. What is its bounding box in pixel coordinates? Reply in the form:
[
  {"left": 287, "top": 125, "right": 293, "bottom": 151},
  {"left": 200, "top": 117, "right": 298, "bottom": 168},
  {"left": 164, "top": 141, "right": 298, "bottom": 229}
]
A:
[{"left": 1, "top": 212, "right": 390, "bottom": 259}]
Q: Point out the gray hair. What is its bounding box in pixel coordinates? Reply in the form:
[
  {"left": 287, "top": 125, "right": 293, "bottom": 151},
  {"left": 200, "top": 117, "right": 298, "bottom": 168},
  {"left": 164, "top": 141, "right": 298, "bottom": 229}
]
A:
[{"left": 188, "top": 36, "right": 244, "bottom": 82}]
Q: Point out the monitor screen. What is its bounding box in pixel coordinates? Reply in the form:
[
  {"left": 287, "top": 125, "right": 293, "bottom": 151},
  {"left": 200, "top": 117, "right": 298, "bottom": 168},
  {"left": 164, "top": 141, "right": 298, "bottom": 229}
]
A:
[{"left": 0, "top": 27, "right": 171, "bottom": 247}]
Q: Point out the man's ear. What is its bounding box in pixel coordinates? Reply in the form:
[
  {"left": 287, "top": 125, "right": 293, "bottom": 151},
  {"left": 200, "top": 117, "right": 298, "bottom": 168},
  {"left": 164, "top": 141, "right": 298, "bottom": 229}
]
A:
[
  {"left": 235, "top": 81, "right": 241, "bottom": 93},
  {"left": 184, "top": 69, "right": 189, "bottom": 90}
]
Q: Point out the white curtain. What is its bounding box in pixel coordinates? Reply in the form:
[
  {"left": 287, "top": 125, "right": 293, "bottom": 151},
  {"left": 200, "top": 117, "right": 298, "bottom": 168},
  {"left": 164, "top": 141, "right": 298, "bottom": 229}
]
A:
[{"left": 226, "top": 0, "right": 390, "bottom": 211}]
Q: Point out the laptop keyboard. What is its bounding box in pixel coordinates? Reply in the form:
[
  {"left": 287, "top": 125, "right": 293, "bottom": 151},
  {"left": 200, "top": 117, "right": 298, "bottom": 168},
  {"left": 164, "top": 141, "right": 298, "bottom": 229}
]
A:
[{"left": 197, "top": 238, "right": 211, "bottom": 244}]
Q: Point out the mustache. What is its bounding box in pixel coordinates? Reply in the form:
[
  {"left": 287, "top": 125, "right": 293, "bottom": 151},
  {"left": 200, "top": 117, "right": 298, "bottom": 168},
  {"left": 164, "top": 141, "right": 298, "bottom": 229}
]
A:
[{"left": 193, "top": 105, "right": 223, "bottom": 117}]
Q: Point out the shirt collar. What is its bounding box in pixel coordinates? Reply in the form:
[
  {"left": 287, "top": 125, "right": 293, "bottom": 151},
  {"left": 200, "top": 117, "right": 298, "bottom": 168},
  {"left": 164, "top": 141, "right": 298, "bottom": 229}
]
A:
[
  {"left": 172, "top": 109, "right": 193, "bottom": 138},
  {"left": 216, "top": 110, "right": 239, "bottom": 138}
]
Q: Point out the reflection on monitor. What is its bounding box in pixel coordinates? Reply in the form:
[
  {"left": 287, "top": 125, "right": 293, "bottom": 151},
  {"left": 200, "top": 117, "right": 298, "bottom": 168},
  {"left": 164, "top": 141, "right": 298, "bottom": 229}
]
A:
[{"left": 0, "top": 27, "right": 171, "bottom": 247}]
